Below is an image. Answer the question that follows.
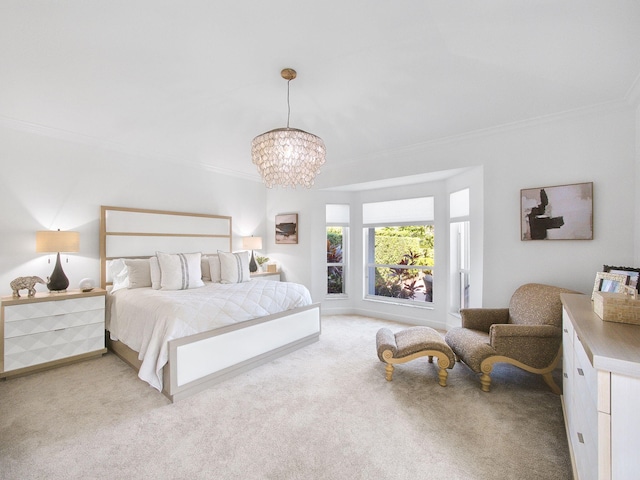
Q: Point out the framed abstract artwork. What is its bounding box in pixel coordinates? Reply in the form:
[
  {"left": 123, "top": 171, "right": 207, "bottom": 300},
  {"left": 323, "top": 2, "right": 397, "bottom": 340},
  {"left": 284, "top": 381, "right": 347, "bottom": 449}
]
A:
[
  {"left": 521, "top": 182, "right": 593, "bottom": 240},
  {"left": 275, "top": 213, "right": 298, "bottom": 244}
]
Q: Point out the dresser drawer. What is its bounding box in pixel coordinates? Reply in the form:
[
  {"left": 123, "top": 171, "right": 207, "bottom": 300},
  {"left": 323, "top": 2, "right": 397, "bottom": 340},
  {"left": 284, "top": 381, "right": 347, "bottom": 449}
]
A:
[
  {"left": 3, "top": 296, "right": 104, "bottom": 322},
  {"left": 562, "top": 310, "right": 574, "bottom": 346},
  {"left": 5, "top": 309, "right": 104, "bottom": 339},
  {"left": 3, "top": 322, "right": 105, "bottom": 371},
  {"left": 574, "top": 332, "right": 598, "bottom": 409}
]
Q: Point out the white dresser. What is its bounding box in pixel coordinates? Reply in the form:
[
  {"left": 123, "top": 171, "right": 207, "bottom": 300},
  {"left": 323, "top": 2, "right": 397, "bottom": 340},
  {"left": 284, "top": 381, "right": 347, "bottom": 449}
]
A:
[
  {"left": 1, "top": 289, "right": 107, "bottom": 378},
  {"left": 561, "top": 293, "right": 640, "bottom": 480}
]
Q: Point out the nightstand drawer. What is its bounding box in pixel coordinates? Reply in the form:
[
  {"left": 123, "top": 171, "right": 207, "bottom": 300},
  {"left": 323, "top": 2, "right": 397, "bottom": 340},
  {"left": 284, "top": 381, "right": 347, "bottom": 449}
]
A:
[
  {"left": 250, "top": 272, "right": 281, "bottom": 281},
  {"left": 4, "top": 322, "right": 105, "bottom": 371},
  {"left": 4, "top": 309, "right": 105, "bottom": 338},
  {"left": 3, "top": 296, "right": 104, "bottom": 322}
]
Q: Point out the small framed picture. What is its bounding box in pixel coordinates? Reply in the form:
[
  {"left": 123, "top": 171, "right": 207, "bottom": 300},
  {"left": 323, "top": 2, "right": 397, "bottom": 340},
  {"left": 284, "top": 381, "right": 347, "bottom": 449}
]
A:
[
  {"left": 591, "top": 271, "right": 629, "bottom": 300},
  {"left": 603, "top": 265, "right": 640, "bottom": 293},
  {"left": 275, "top": 213, "right": 298, "bottom": 244},
  {"left": 521, "top": 182, "right": 593, "bottom": 240}
]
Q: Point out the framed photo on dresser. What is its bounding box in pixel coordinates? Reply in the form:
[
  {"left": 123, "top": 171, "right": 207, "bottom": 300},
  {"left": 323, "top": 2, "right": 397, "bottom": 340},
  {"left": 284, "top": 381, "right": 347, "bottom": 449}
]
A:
[{"left": 603, "top": 265, "right": 640, "bottom": 293}]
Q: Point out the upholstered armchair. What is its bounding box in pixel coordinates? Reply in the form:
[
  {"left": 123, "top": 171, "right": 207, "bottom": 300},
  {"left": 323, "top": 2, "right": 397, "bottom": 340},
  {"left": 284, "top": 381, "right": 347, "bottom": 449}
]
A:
[{"left": 444, "top": 283, "right": 576, "bottom": 393}]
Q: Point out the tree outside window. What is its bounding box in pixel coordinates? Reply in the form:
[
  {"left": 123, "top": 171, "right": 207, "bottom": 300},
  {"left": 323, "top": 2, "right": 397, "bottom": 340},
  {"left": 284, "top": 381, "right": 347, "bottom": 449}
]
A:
[
  {"left": 327, "top": 226, "right": 344, "bottom": 294},
  {"left": 366, "top": 225, "right": 434, "bottom": 303}
]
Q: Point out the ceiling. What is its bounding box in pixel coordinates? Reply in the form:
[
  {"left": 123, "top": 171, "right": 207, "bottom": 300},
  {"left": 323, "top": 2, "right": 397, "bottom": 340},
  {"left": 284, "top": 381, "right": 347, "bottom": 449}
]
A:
[{"left": 2, "top": 1, "right": 640, "bottom": 185}]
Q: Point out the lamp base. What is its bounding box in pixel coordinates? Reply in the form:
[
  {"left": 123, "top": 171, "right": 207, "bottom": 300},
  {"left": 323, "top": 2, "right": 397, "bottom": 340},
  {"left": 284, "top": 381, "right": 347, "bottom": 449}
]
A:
[
  {"left": 249, "top": 250, "right": 258, "bottom": 273},
  {"left": 47, "top": 253, "right": 70, "bottom": 292}
]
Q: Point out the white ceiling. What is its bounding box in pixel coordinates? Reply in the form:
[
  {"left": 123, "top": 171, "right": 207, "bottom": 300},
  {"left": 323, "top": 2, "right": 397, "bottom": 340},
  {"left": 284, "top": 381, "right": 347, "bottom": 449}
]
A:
[{"left": 2, "top": 1, "right": 640, "bottom": 184}]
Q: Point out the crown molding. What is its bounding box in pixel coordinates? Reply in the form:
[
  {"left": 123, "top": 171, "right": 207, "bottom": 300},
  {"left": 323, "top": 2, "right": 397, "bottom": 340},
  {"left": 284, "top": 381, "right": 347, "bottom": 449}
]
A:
[
  {"left": 0, "top": 115, "right": 261, "bottom": 182},
  {"left": 1, "top": 95, "right": 633, "bottom": 182},
  {"left": 327, "top": 99, "right": 632, "bottom": 169}
]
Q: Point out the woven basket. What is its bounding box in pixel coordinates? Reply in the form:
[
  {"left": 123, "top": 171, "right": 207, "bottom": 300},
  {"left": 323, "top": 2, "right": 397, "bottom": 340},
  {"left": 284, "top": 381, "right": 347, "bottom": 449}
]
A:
[{"left": 593, "top": 291, "right": 640, "bottom": 325}]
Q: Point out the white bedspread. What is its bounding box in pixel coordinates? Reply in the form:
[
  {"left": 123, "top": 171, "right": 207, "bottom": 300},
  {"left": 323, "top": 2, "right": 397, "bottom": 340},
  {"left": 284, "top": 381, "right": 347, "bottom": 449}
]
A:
[{"left": 107, "top": 280, "right": 312, "bottom": 391}]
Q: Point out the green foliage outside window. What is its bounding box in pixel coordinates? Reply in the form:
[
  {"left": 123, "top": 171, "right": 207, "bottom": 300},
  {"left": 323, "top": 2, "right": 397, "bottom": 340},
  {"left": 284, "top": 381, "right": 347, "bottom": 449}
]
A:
[
  {"left": 327, "top": 227, "right": 344, "bottom": 294},
  {"left": 372, "top": 225, "right": 434, "bottom": 302}
]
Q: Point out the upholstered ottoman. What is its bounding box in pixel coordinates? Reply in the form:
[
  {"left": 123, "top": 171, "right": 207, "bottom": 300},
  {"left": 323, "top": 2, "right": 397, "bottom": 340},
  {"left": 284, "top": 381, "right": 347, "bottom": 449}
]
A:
[{"left": 376, "top": 326, "right": 456, "bottom": 387}]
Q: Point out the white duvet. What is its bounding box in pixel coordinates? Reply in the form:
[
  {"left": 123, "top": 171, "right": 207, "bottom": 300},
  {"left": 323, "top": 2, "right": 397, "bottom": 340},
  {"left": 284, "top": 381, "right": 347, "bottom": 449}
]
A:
[{"left": 107, "top": 280, "right": 312, "bottom": 391}]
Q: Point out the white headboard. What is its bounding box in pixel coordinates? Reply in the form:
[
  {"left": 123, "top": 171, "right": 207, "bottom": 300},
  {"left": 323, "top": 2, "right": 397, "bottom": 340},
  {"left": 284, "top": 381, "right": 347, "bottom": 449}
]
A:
[{"left": 100, "top": 206, "right": 232, "bottom": 289}]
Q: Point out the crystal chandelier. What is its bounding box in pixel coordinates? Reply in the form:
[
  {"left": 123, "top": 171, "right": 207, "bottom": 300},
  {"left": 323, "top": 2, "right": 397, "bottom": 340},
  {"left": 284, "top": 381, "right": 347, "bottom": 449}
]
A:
[{"left": 251, "top": 68, "right": 326, "bottom": 188}]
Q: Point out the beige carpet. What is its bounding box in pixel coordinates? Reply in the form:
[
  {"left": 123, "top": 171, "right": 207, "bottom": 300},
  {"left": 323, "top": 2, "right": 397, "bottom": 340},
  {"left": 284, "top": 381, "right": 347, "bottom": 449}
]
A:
[{"left": 0, "top": 315, "right": 572, "bottom": 480}]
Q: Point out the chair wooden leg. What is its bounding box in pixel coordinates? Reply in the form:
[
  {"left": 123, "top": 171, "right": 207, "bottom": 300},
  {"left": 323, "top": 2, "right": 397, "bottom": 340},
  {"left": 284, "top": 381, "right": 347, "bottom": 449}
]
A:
[
  {"left": 542, "top": 372, "right": 561, "bottom": 395},
  {"left": 385, "top": 363, "right": 394, "bottom": 381},
  {"left": 480, "top": 361, "right": 494, "bottom": 392}
]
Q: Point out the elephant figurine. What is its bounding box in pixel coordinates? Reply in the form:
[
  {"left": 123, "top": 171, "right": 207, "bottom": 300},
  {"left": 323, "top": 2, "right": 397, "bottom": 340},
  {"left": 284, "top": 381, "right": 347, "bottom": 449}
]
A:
[{"left": 10, "top": 276, "right": 45, "bottom": 297}]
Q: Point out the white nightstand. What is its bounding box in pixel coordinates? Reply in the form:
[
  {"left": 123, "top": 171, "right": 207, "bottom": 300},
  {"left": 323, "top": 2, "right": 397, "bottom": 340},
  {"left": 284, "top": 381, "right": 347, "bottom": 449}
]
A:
[
  {"left": 250, "top": 271, "right": 281, "bottom": 281},
  {"left": 1, "top": 289, "right": 107, "bottom": 378}
]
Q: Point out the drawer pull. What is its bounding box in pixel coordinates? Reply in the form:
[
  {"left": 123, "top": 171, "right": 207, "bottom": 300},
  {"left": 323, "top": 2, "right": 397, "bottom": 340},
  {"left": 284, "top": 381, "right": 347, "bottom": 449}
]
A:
[
  {"left": 563, "top": 328, "right": 568, "bottom": 333},
  {"left": 577, "top": 368, "right": 584, "bottom": 376},
  {"left": 563, "top": 373, "right": 568, "bottom": 379},
  {"left": 54, "top": 328, "right": 67, "bottom": 332},
  {"left": 577, "top": 432, "right": 584, "bottom": 444}
]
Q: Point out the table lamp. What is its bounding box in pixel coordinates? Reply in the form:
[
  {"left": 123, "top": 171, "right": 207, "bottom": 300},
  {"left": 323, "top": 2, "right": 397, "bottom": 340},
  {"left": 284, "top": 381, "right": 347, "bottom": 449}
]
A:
[
  {"left": 242, "top": 236, "right": 263, "bottom": 273},
  {"left": 36, "top": 229, "right": 80, "bottom": 292}
]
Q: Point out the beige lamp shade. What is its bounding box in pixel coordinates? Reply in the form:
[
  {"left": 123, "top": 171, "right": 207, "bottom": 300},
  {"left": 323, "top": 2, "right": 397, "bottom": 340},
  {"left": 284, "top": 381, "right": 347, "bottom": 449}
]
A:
[
  {"left": 36, "top": 230, "right": 80, "bottom": 253},
  {"left": 242, "top": 236, "right": 263, "bottom": 250}
]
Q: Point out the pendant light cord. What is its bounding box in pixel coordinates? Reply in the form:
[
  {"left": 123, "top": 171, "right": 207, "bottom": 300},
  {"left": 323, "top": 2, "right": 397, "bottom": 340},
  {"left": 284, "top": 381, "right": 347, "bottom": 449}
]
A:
[{"left": 286, "top": 79, "right": 291, "bottom": 129}]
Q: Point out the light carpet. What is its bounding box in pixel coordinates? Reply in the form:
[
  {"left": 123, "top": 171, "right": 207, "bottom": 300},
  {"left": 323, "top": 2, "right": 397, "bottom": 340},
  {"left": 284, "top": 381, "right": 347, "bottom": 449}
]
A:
[{"left": 0, "top": 315, "right": 572, "bottom": 480}]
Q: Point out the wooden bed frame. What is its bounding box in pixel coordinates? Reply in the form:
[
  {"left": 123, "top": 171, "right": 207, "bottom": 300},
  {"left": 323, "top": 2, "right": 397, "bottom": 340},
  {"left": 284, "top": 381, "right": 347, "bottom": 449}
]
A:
[{"left": 100, "top": 206, "right": 321, "bottom": 402}]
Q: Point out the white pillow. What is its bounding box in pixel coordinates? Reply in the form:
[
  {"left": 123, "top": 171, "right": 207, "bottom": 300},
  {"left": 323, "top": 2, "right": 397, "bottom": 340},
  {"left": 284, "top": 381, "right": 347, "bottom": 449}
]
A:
[
  {"left": 201, "top": 256, "right": 211, "bottom": 281},
  {"left": 218, "top": 251, "right": 250, "bottom": 284},
  {"left": 156, "top": 252, "right": 205, "bottom": 290},
  {"left": 149, "top": 256, "right": 161, "bottom": 290},
  {"left": 207, "top": 254, "right": 222, "bottom": 283},
  {"left": 124, "top": 259, "right": 152, "bottom": 289},
  {"left": 107, "top": 259, "right": 129, "bottom": 293}
]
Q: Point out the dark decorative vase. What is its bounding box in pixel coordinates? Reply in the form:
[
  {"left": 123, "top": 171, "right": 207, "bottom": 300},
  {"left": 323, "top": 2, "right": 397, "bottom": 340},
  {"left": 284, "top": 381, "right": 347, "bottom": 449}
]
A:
[
  {"left": 249, "top": 251, "right": 258, "bottom": 273},
  {"left": 47, "top": 252, "right": 70, "bottom": 292}
]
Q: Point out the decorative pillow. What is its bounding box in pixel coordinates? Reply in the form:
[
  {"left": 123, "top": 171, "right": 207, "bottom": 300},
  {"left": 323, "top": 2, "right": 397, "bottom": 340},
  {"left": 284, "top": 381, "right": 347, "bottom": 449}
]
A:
[
  {"left": 208, "top": 254, "right": 222, "bottom": 283},
  {"left": 124, "top": 259, "right": 152, "bottom": 289},
  {"left": 107, "top": 259, "right": 129, "bottom": 293},
  {"left": 201, "top": 256, "right": 211, "bottom": 282},
  {"left": 156, "top": 252, "right": 205, "bottom": 290},
  {"left": 218, "top": 251, "right": 250, "bottom": 284},
  {"left": 149, "top": 256, "right": 161, "bottom": 290}
]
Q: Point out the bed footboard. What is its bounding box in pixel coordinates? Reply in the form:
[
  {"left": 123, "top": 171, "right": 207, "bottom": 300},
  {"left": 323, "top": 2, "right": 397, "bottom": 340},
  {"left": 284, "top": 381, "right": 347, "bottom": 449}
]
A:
[{"left": 163, "top": 303, "right": 321, "bottom": 402}]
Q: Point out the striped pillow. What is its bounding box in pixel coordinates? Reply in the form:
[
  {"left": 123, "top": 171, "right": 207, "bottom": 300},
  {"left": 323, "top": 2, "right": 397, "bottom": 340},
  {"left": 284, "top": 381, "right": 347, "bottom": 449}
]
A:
[
  {"left": 218, "top": 251, "right": 251, "bottom": 284},
  {"left": 156, "top": 252, "right": 205, "bottom": 290}
]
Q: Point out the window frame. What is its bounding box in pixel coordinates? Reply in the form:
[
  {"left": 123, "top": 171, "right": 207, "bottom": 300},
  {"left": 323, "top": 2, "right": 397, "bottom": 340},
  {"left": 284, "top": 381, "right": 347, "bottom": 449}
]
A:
[
  {"left": 326, "top": 225, "right": 348, "bottom": 297},
  {"left": 363, "top": 221, "right": 435, "bottom": 308},
  {"left": 449, "top": 188, "right": 470, "bottom": 314},
  {"left": 325, "top": 204, "right": 350, "bottom": 299}
]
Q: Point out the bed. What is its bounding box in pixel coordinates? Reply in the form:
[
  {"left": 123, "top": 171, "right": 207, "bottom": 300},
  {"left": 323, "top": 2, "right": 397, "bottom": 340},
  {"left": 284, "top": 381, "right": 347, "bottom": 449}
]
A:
[{"left": 100, "top": 206, "right": 321, "bottom": 402}]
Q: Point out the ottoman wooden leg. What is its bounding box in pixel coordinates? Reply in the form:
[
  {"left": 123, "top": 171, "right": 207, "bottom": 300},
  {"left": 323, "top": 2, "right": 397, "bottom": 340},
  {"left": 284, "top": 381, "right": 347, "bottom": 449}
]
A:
[
  {"left": 438, "top": 367, "right": 448, "bottom": 387},
  {"left": 385, "top": 363, "right": 394, "bottom": 381}
]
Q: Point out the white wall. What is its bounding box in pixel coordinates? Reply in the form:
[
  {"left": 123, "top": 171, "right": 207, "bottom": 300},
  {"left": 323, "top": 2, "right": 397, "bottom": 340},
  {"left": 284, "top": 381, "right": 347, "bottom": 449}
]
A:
[
  {"left": 0, "top": 125, "right": 267, "bottom": 296},
  {"left": 636, "top": 102, "right": 640, "bottom": 266}
]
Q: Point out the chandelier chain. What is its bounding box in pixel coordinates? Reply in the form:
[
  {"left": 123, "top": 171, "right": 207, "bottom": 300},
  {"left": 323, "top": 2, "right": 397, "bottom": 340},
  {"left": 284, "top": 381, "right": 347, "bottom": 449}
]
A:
[{"left": 286, "top": 79, "right": 291, "bottom": 129}]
